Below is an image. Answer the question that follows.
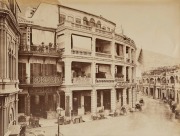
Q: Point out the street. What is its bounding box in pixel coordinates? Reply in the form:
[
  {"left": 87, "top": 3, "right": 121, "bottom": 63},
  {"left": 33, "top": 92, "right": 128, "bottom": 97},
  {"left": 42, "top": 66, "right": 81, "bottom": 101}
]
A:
[{"left": 29, "top": 96, "right": 180, "bottom": 136}]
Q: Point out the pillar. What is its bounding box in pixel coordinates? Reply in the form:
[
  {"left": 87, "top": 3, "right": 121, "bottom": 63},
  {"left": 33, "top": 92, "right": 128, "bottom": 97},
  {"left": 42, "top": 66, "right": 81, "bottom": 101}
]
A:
[
  {"left": 26, "top": 62, "right": 30, "bottom": 84},
  {"left": 123, "top": 66, "right": 126, "bottom": 82},
  {"left": 128, "top": 88, "right": 132, "bottom": 107},
  {"left": 64, "top": 60, "right": 72, "bottom": 85},
  {"left": 25, "top": 94, "right": 30, "bottom": 116},
  {"left": 111, "top": 40, "right": 115, "bottom": 59},
  {"left": 81, "top": 94, "right": 84, "bottom": 108},
  {"left": 65, "top": 89, "right": 72, "bottom": 117},
  {"left": 100, "top": 91, "right": 103, "bottom": 107},
  {"left": 92, "top": 36, "right": 96, "bottom": 57},
  {"left": 111, "top": 64, "right": 115, "bottom": 79},
  {"left": 111, "top": 88, "right": 116, "bottom": 112},
  {"left": 64, "top": 31, "right": 71, "bottom": 55},
  {"left": 123, "top": 45, "right": 126, "bottom": 62},
  {"left": 175, "top": 89, "right": 177, "bottom": 103},
  {"left": 91, "top": 62, "right": 96, "bottom": 84},
  {"left": 128, "top": 67, "right": 132, "bottom": 83},
  {"left": 91, "top": 89, "right": 97, "bottom": 114},
  {"left": 123, "top": 88, "right": 127, "bottom": 106}
]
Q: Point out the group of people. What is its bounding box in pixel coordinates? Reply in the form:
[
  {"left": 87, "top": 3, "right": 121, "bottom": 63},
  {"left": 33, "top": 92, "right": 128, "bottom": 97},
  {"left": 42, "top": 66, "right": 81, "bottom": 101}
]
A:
[
  {"left": 119, "top": 98, "right": 145, "bottom": 115},
  {"left": 163, "top": 98, "right": 178, "bottom": 113}
]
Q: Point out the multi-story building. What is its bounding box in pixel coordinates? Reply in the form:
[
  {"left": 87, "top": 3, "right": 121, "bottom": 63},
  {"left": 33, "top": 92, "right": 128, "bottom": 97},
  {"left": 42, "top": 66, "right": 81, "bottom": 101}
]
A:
[
  {"left": 142, "top": 65, "right": 180, "bottom": 104},
  {"left": 0, "top": 0, "right": 21, "bottom": 135},
  {"left": 18, "top": 2, "right": 137, "bottom": 119}
]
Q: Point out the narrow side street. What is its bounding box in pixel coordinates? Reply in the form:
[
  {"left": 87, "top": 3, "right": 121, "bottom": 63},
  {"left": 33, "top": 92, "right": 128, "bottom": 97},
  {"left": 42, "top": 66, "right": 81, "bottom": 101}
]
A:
[{"left": 28, "top": 96, "right": 180, "bottom": 136}]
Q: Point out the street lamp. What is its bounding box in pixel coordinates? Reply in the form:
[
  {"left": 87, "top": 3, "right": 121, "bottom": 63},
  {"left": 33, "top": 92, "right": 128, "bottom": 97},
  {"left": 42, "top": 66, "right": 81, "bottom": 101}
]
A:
[{"left": 57, "top": 106, "right": 62, "bottom": 136}]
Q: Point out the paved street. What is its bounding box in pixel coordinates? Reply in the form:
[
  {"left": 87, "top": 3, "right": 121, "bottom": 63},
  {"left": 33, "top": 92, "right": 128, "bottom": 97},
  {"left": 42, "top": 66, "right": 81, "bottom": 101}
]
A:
[{"left": 28, "top": 96, "right": 180, "bottom": 136}]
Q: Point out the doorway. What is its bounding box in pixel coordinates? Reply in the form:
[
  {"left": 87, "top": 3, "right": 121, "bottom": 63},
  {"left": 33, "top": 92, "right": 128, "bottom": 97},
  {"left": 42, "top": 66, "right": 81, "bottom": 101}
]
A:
[{"left": 84, "top": 96, "right": 91, "bottom": 113}]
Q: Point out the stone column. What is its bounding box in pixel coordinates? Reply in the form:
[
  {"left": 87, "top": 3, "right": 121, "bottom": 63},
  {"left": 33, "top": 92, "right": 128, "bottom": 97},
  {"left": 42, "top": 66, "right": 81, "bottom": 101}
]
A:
[
  {"left": 101, "top": 91, "right": 103, "bottom": 107},
  {"left": 111, "top": 40, "right": 115, "bottom": 59},
  {"left": 64, "top": 60, "right": 72, "bottom": 85},
  {"left": 123, "top": 45, "right": 126, "bottom": 62},
  {"left": 92, "top": 36, "right": 96, "bottom": 57},
  {"left": 91, "top": 62, "right": 96, "bottom": 84},
  {"left": 25, "top": 94, "right": 31, "bottom": 116},
  {"left": 81, "top": 94, "right": 84, "bottom": 108},
  {"left": 91, "top": 89, "right": 97, "bottom": 114},
  {"left": 111, "top": 88, "right": 116, "bottom": 112},
  {"left": 111, "top": 64, "right": 115, "bottom": 79},
  {"left": 65, "top": 89, "right": 72, "bottom": 117},
  {"left": 128, "top": 67, "right": 132, "bottom": 83},
  {"left": 129, "top": 47, "right": 131, "bottom": 62},
  {"left": 26, "top": 62, "right": 31, "bottom": 84},
  {"left": 128, "top": 88, "right": 132, "bottom": 108},
  {"left": 123, "top": 66, "right": 126, "bottom": 82},
  {"left": 64, "top": 31, "right": 71, "bottom": 55},
  {"left": 123, "top": 88, "right": 127, "bottom": 106}
]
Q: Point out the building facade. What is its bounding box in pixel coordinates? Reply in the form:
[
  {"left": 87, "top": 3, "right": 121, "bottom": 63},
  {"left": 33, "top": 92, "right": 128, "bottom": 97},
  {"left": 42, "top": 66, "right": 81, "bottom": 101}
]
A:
[
  {"left": 18, "top": 3, "right": 137, "bottom": 119},
  {"left": 142, "top": 65, "right": 180, "bottom": 104},
  {"left": 0, "top": 0, "right": 20, "bottom": 135}
]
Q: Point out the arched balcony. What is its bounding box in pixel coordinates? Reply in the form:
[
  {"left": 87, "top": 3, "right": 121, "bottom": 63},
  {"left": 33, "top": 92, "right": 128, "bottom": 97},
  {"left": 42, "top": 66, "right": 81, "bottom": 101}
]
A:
[
  {"left": 83, "top": 17, "right": 88, "bottom": 25},
  {"left": 170, "top": 76, "right": 175, "bottom": 84},
  {"left": 89, "top": 18, "right": 95, "bottom": 27},
  {"left": 96, "top": 20, "right": 101, "bottom": 28}
]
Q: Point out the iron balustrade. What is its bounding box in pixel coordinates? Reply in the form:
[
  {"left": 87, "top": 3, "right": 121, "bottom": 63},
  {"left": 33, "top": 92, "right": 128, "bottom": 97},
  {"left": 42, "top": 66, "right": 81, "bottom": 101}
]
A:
[
  {"left": 95, "top": 52, "right": 112, "bottom": 58},
  {"left": 71, "top": 49, "right": 92, "bottom": 56},
  {"left": 96, "top": 78, "right": 115, "bottom": 83},
  {"left": 115, "top": 55, "right": 124, "bottom": 61},
  {"left": 72, "top": 77, "right": 92, "bottom": 84},
  {"left": 19, "top": 75, "right": 62, "bottom": 85},
  {"left": 18, "top": 45, "right": 62, "bottom": 55}
]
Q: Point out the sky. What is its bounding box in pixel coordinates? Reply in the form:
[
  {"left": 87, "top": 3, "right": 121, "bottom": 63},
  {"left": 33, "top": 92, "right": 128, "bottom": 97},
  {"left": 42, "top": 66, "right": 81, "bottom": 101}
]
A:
[{"left": 17, "top": 0, "right": 180, "bottom": 58}]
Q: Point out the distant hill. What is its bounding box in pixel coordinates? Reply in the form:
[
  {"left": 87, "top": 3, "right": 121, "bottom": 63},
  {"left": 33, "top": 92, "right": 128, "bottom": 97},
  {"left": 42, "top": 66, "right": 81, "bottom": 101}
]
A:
[{"left": 136, "top": 48, "right": 180, "bottom": 77}]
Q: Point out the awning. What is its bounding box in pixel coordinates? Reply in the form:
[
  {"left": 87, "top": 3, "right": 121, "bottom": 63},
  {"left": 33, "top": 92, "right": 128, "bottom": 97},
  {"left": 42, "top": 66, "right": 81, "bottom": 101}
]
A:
[{"left": 9, "top": 125, "right": 21, "bottom": 136}]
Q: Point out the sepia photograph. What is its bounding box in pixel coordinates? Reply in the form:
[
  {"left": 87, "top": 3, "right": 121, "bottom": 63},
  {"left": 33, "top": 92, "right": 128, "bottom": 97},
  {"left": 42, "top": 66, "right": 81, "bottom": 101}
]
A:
[{"left": 0, "top": 0, "right": 180, "bottom": 135}]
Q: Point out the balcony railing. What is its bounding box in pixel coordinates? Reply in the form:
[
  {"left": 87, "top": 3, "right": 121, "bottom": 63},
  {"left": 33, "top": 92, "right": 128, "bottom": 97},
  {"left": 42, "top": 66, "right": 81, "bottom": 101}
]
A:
[
  {"left": 115, "top": 78, "right": 124, "bottom": 82},
  {"left": 95, "top": 52, "right": 112, "bottom": 58},
  {"left": 72, "top": 77, "right": 92, "bottom": 84},
  {"left": 19, "top": 75, "right": 62, "bottom": 85},
  {"left": 71, "top": 22, "right": 92, "bottom": 31},
  {"left": 115, "top": 55, "right": 124, "bottom": 61},
  {"left": 31, "top": 76, "right": 61, "bottom": 85},
  {"left": 71, "top": 49, "right": 92, "bottom": 56},
  {"left": 58, "top": 21, "right": 113, "bottom": 38},
  {"left": 95, "top": 28, "right": 113, "bottom": 38},
  {"left": 19, "top": 45, "right": 61, "bottom": 56},
  {"left": 96, "top": 78, "right": 114, "bottom": 83}
]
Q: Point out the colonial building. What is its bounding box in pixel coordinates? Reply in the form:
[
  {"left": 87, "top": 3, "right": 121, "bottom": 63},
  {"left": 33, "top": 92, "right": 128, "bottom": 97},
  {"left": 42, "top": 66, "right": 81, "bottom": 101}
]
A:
[
  {"left": 0, "top": 0, "right": 21, "bottom": 135},
  {"left": 18, "top": 2, "right": 137, "bottom": 119},
  {"left": 142, "top": 65, "right": 180, "bottom": 104}
]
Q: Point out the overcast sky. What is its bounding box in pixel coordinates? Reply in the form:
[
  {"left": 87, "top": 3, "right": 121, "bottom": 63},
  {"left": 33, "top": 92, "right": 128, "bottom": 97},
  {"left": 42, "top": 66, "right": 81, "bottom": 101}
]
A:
[
  {"left": 60, "top": 0, "right": 180, "bottom": 58},
  {"left": 18, "top": 0, "right": 180, "bottom": 58}
]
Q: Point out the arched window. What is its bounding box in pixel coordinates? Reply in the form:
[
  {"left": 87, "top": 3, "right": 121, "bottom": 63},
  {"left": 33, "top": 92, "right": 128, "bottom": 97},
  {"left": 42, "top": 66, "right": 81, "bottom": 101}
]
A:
[
  {"left": 150, "top": 78, "right": 154, "bottom": 84},
  {"left": 162, "top": 77, "right": 166, "bottom": 83},
  {"left": 89, "top": 18, "right": 95, "bottom": 27},
  {"left": 83, "top": 17, "right": 88, "bottom": 25},
  {"left": 170, "top": 76, "right": 175, "bottom": 84},
  {"left": 96, "top": 21, "right": 101, "bottom": 28},
  {"left": 146, "top": 79, "right": 149, "bottom": 83},
  {"left": 157, "top": 78, "right": 161, "bottom": 83}
]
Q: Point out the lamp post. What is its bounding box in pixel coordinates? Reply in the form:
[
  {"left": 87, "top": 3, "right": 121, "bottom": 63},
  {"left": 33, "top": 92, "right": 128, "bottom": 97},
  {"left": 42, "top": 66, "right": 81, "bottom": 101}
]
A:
[{"left": 57, "top": 106, "right": 62, "bottom": 136}]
